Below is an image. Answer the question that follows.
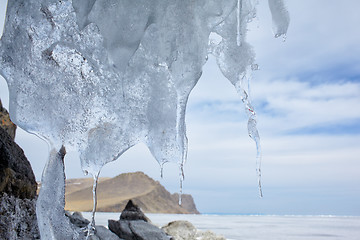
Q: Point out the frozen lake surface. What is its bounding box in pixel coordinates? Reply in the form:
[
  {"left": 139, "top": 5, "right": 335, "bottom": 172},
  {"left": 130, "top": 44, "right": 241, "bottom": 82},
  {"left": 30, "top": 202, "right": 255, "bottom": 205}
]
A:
[{"left": 82, "top": 212, "right": 360, "bottom": 240}]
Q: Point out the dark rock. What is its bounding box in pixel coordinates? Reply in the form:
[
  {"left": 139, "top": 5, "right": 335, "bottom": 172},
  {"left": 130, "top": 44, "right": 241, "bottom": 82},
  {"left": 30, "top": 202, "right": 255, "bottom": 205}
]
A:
[
  {"left": 94, "top": 225, "right": 123, "bottom": 240},
  {"left": 0, "top": 115, "right": 39, "bottom": 239},
  {"left": 108, "top": 220, "right": 134, "bottom": 240},
  {"left": 0, "top": 192, "right": 40, "bottom": 240},
  {"left": 109, "top": 220, "right": 170, "bottom": 240},
  {"left": 109, "top": 200, "right": 170, "bottom": 240},
  {"left": 85, "top": 225, "right": 124, "bottom": 240},
  {"left": 129, "top": 220, "right": 170, "bottom": 240},
  {"left": 120, "top": 200, "right": 149, "bottom": 222},
  {"left": 0, "top": 99, "right": 16, "bottom": 140},
  {"left": 65, "top": 211, "right": 90, "bottom": 228},
  {"left": 0, "top": 127, "right": 37, "bottom": 199}
]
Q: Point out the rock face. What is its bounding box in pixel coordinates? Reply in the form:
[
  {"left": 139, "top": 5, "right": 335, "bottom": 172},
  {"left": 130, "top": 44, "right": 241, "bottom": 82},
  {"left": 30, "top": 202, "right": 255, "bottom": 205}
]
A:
[
  {"left": 65, "top": 172, "right": 199, "bottom": 214},
  {"left": 0, "top": 127, "right": 37, "bottom": 199},
  {"left": 0, "top": 193, "right": 40, "bottom": 240},
  {"left": 0, "top": 123, "right": 39, "bottom": 239},
  {"left": 171, "top": 193, "right": 199, "bottom": 214},
  {"left": 108, "top": 200, "right": 170, "bottom": 240},
  {"left": 0, "top": 99, "right": 16, "bottom": 140}
]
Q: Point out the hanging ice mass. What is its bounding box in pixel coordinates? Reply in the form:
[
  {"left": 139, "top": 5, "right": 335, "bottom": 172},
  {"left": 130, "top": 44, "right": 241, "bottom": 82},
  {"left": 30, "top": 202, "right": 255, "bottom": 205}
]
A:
[{"left": 0, "top": 0, "right": 289, "bottom": 239}]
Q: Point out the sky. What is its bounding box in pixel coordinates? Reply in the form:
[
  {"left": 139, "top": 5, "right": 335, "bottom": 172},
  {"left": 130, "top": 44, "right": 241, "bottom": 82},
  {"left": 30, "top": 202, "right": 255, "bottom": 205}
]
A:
[{"left": 1, "top": 0, "right": 360, "bottom": 215}]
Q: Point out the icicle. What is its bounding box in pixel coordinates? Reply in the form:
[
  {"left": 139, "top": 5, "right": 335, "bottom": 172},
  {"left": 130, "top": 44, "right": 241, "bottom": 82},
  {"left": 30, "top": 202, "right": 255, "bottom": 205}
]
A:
[
  {"left": 36, "top": 146, "right": 83, "bottom": 239},
  {"left": 268, "top": 0, "right": 290, "bottom": 40},
  {"left": 236, "top": 69, "right": 263, "bottom": 198},
  {"left": 174, "top": 95, "right": 189, "bottom": 206},
  {"left": 0, "top": 4, "right": 292, "bottom": 235},
  {"left": 86, "top": 172, "right": 100, "bottom": 239},
  {"left": 248, "top": 115, "right": 263, "bottom": 198},
  {"left": 178, "top": 163, "right": 185, "bottom": 205},
  {"left": 160, "top": 162, "right": 165, "bottom": 179},
  {"left": 256, "top": 145, "right": 263, "bottom": 197},
  {"left": 237, "top": 0, "right": 243, "bottom": 46}
]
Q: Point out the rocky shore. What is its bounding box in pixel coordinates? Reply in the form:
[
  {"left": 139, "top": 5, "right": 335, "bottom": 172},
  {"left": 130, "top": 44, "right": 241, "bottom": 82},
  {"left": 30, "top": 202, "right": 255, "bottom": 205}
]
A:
[
  {"left": 67, "top": 200, "right": 226, "bottom": 240},
  {"left": 0, "top": 113, "right": 39, "bottom": 239},
  {"left": 0, "top": 102, "right": 224, "bottom": 239}
]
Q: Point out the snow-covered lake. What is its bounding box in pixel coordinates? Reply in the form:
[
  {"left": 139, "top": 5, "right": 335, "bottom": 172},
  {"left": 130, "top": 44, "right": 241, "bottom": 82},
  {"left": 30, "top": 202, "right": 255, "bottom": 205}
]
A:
[{"left": 81, "top": 212, "right": 360, "bottom": 240}]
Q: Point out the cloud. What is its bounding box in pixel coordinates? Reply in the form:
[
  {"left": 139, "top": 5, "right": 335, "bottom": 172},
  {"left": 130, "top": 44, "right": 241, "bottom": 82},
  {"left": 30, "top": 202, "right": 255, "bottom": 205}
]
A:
[
  {"left": 248, "top": 0, "right": 360, "bottom": 83},
  {"left": 1, "top": 0, "right": 360, "bottom": 214},
  {"left": 252, "top": 78, "right": 360, "bottom": 134}
]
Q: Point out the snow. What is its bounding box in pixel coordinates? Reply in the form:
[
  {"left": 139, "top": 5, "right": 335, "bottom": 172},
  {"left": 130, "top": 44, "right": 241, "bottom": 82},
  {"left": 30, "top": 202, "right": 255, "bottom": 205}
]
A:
[{"left": 0, "top": 0, "right": 289, "bottom": 239}]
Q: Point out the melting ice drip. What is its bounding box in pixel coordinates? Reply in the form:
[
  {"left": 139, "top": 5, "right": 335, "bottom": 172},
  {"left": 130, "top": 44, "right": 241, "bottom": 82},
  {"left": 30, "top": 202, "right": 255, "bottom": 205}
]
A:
[{"left": 0, "top": 0, "right": 289, "bottom": 239}]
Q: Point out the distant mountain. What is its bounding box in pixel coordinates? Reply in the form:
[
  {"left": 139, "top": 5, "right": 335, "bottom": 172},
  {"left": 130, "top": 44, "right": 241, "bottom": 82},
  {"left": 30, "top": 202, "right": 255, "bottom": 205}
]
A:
[{"left": 64, "top": 172, "right": 199, "bottom": 214}]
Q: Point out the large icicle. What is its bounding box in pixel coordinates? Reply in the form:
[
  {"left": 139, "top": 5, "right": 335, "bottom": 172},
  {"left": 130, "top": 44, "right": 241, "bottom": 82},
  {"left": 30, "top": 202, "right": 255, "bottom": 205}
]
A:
[
  {"left": 0, "top": 0, "right": 289, "bottom": 238},
  {"left": 36, "top": 146, "right": 84, "bottom": 239},
  {"left": 268, "top": 0, "right": 290, "bottom": 39},
  {"left": 237, "top": 0, "right": 243, "bottom": 46},
  {"left": 235, "top": 70, "right": 263, "bottom": 197}
]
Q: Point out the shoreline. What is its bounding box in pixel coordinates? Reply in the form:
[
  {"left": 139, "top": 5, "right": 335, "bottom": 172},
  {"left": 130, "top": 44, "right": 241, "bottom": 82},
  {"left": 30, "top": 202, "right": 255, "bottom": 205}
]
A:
[{"left": 81, "top": 212, "right": 360, "bottom": 240}]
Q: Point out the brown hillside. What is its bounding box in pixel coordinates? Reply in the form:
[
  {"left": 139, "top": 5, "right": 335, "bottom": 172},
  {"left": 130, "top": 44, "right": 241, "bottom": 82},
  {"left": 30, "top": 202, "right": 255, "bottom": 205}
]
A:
[
  {"left": 65, "top": 172, "right": 199, "bottom": 214},
  {"left": 65, "top": 177, "right": 110, "bottom": 195}
]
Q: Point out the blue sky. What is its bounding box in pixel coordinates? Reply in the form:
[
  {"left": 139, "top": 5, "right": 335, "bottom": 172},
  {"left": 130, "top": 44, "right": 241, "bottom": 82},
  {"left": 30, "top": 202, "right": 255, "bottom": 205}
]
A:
[{"left": 1, "top": 1, "right": 360, "bottom": 215}]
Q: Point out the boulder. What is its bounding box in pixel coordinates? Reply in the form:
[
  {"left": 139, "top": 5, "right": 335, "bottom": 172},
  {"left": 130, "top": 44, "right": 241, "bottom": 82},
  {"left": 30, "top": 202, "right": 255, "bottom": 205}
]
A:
[
  {"left": 161, "top": 221, "right": 197, "bottom": 240},
  {"left": 65, "top": 211, "right": 90, "bottom": 228},
  {"left": 120, "top": 199, "right": 150, "bottom": 222},
  {"left": 129, "top": 220, "right": 171, "bottom": 240},
  {"left": 94, "top": 225, "right": 124, "bottom": 240},
  {"left": 108, "top": 220, "right": 134, "bottom": 240},
  {"left": 162, "top": 220, "right": 226, "bottom": 240},
  {"left": 109, "top": 200, "right": 170, "bottom": 240},
  {"left": 109, "top": 220, "right": 170, "bottom": 240},
  {"left": 64, "top": 211, "right": 124, "bottom": 240},
  {"left": 85, "top": 226, "right": 124, "bottom": 240}
]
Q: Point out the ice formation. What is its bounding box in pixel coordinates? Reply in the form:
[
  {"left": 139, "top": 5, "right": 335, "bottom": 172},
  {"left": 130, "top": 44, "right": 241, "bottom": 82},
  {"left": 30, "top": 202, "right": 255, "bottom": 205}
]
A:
[
  {"left": 36, "top": 146, "right": 84, "bottom": 239},
  {"left": 0, "top": 0, "right": 289, "bottom": 239}
]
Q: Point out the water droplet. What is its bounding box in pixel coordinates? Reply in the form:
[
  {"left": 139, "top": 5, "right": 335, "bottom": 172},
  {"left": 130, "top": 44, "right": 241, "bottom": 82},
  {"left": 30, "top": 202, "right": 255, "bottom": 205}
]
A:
[
  {"left": 251, "top": 64, "right": 259, "bottom": 71},
  {"left": 274, "top": 33, "right": 287, "bottom": 42},
  {"left": 160, "top": 163, "right": 164, "bottom": 179}
]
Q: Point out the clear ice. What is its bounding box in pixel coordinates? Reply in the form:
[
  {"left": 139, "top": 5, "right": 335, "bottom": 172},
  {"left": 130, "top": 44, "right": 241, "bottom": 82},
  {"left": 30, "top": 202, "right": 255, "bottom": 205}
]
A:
[
  {"left": 36, "top": 146, "right": 84, "bottom": 239},
  {"left": 0, "top": 0, "right": 289, "bottom": 239},
  {"left": 268, "top": 0, "right": 290, "bottom": 38}
]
